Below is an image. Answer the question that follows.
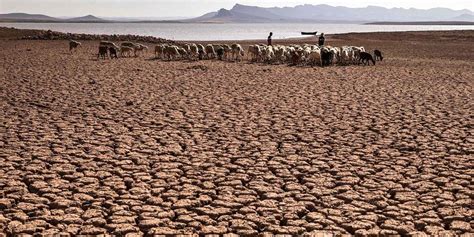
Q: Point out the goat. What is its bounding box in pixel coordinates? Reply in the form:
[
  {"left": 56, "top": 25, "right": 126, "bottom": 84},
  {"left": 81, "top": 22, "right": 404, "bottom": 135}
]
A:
[
  {"left": 359, "top": 52, "right": 376, "bottom": 65},
  {"left": 374, "top": 49, "right": 383, "bottom": 61}
]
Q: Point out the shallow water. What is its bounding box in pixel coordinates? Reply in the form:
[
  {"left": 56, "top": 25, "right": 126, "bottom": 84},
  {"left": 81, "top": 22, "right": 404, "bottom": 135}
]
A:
[{"left": 1, "top": 22, "right": 473, "bottom": 40}]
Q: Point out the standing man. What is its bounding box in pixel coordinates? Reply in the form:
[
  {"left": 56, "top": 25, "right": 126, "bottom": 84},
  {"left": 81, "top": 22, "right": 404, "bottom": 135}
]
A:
[
  {"left": 267, "top": 32, "right": 273, "bottom": 46},
  {"left": 318, "top": 33, "right": 325, "bottom": 46}
]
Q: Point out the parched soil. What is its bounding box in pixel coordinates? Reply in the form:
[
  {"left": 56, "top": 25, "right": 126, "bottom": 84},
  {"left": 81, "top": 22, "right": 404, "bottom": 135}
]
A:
[{"left": 0, "top": 30, "right": 473, "bottom": 236}]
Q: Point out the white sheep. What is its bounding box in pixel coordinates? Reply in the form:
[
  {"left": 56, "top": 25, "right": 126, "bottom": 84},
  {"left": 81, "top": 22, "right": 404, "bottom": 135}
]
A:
[
  {"left": 273, "top": 45, "right": 287, "bottom": 63},
  {"left": 301, "top": 47, "right": 312, "bottom": 63},
  {"left": 340, "top": 46, "right": 353, "bottom": 65},
  {"left": 188, "top": 43, "right": 199, "bottom": 60},
  {"left": 262, "top": 45, "right": 275, "bottom": 62},
  {"left": 154, "top": 44, "right": 166, "bottom": 59},
  {"left": 221, "top": 44, "right": 232, "bottom": 61},
  {"left": 134, "top": 43, "right": 148, "bottom": 57},
  {"left": 163, "top": 45, "right": 180, "bottom": 60},
  {"left": 196, "top": 44, "right": 206, "bottom": 60},
  {"left": 248, "top": 45, "right": 262, "bottom": 62},
  {"left": 307, "top": 48, "right": 322, "bottom": 67},
  {"left": 177, "top": 47, "right": 188, "bottom": 60},
  {"left": 120, "top": 46, "right": 134, "bottom": 57},
  {"left": 230, "top": 44, "right": 244, "bottom": 61},
  {"left": 205, "top": 44, "right": 216, "bottom": 59}
]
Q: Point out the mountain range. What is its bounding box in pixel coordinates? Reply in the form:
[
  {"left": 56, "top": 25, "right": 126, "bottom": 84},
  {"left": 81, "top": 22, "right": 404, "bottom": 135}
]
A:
[
  {"left": 1, "top": 4, "right": 473, "bottom": 23},
  {"left": 189, "top": 4, "right": 474, "bottom": 23},
  {"left": 0, "top": 13, "right": 109, "bottom": 22}
]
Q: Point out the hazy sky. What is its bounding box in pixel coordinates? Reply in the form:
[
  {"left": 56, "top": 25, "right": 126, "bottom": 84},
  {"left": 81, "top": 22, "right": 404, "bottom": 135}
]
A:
[{"left": 1, "top": 0, "right": 473, "bottom": 18}]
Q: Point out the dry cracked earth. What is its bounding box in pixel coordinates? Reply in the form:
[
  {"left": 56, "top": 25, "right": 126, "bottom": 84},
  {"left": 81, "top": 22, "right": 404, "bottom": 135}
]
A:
[{"left": 0, "top": 30, "right": 473, "bottom": 236}]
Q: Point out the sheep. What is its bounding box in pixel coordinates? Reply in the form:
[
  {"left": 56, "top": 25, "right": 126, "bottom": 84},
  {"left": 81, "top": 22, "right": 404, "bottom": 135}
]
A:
[
  {"left": 351, "top": 46, "right": 366, "bottom": 61},
  {"left": 154, "top": 44, "right": 166, "bottom": 59},
  {"left": 69, "top": 40, "right": 81, "bottom": 52},
  {"left": 182, "top": 44, "right": 191, "bottom": 59},
  {"left": 131, "top": 43, "right": 148, "bottom": 57},
  {"left": 188, "top": 44, "right": 199, "bottom": 60},
  {"left": 231, "top": 44, "right": 244, "bottom": 61},
  {"left": 339, "top": 46, "right": 353, "bottom": 65},
  {"left": 374, "top": 49, "right": 383, "bottom": 61},
  {"left": 205, "top": 44, "right": 216, "bottom": 59},
  {"left": 293, "top": 46, "right": 306, "bottom": 65},
  {"left": 177, "top": 47, "right": 188, "bottom": 60},
  {"left": 196, "top": 44, "right": 206, "bottom": 60},
  {"left": 100, "top": 41, "right": 120, "bottom": 51},
  {"left": 222, "top": 44, "right": 232, "bottom": 61},
  {"left": 321, "top": 48, "right": 334, "bottom": 67},
  {"left": 307, "top": 48, "right": 322, "bottom": 67},
  {"left": 214, "top": 45, "right": 225, "bottom": 60},
  {"left": 262, "top": 45, "right": 275, "bottom": 63},
  {"left": 359, "top": 52, "right": 375, "bottom": 65},
  {"left": 289, "top": 49, "right": 301, "bottom": 66},
  {"left": 248, "top": 45, "right": 262, "bottom": 62},
  {"left": 121, "top": 41, "right": 137, "bottom": 48},
  {"left": 285, "top": 46, "right": 305, "bottom": 65},
  {"left": 310, "top": 45, "right": 320, "bottom": 51},
  {"left": 163, "top": 45, "right": 180, "bottom": 60},
  {"left": 326, "top": 46, "right": 340, "bottom": 65},
  {"left": 120, "top": 46, "right": 134, "bottom": 57},
  {"left": 301, "top": 47, "right": 313, "bottom": 64},
  {"left": 120, "top": 41, "right": 139, "bottom": 56},
  {"left": 285, "top": 46, "right": 296, "bottom": 63},
  {"left": 183, "top": 44, "right": 191, "bottom": 52},
  {"left": 273, "top": 45, "right": 287, "bottom": 63},
  {"left": 97, "top": 45, "right": 108, "bottom": 59}
]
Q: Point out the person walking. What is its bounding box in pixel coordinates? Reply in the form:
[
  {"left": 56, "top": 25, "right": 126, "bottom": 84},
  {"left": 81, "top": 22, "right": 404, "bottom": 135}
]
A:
[
  {"left": 318, "top": 33, "right": 325, "bottom": 46},
  {"left": 267, "top": 32, "right": 273, "bottom": 46}
]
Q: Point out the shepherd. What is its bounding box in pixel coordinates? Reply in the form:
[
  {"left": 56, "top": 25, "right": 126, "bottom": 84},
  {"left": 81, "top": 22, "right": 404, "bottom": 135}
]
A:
[
  {"left": 318, "top": 33, "right": 325, "bottom": 46},
  {"left": 267, "top": 32, "right": 273, "bottom": 46}
]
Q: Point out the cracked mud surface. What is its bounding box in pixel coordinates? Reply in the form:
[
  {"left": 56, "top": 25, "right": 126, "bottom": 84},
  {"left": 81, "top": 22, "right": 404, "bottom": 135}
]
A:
[{"left": 0, "top": 30, "right": 473, "bottom": 236}]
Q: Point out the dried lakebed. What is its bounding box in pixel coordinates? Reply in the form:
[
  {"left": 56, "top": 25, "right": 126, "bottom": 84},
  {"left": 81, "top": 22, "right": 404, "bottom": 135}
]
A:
[{"left": 0, "top": 30, "right": 473, "bottom": 236}]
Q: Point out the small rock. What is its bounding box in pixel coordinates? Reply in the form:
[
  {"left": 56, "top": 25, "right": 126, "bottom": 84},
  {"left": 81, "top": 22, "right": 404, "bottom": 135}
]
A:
[
  {"left": 450, "top": 220, "right": 471, "bottom": 232},
  {"left": 79, "top": 226, "right": 107, "bottom": 235},
  {"left": 0, "top": 199, "right": 12, "bottom": 210},
  {"left": 201, "top": 225, "right": 227, "bottom": 234},
  {"left": 148, "top": 227, "right": 178, "bottom": 235}
]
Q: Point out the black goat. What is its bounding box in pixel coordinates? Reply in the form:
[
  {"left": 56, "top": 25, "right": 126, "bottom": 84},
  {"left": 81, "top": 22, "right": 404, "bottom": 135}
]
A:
[
  {"left": 359, "top": 52, "right": 375, "bottom": 66},
  {"left": 109, "top": 47, "right": 118, "bottom": 59},
  {"left": 374, "top": 49, "right": 383, "bottom": 61},
  {"left": 97, "top": 46, "right": 108, "bottom": 59},
  {"left": 321, "top": 50, "right": 334, "bottom": 67},
  {"left": 216, "top": 47, "right": 225, "bottom": 61}
]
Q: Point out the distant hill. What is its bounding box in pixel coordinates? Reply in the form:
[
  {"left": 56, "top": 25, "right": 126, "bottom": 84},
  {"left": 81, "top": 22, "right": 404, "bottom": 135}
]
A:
[
  {"left": 450, "top": 13, "right": 474, "bottom": 21},
  {"left": 67, "top": 15, "right": 108, "bottom": 22},
  {"left": 0, "top": 13, "right": 108, "bottom": 22},
  {"left": 0, "top": 13, "right": 59, "bottom": 22},
  {"left": 188, "top": 4, "right": 474, "bottom": 23},
  {"left": 189, "top": 8, "right": 281, "bottom": 23}
]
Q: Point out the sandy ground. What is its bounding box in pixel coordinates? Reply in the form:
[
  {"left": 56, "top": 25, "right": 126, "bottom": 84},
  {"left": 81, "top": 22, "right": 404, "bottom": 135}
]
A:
[{"left": 0, "top": 30, "right": 473, "bottom": 236}]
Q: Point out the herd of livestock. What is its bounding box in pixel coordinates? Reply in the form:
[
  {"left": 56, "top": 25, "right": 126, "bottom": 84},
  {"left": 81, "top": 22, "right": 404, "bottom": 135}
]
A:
[{"left": 70, "top": 39, "right": 384, "bottom": 67}]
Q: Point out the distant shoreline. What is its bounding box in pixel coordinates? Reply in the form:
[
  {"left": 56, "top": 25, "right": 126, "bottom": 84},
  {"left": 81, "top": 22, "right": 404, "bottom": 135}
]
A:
[
  {"left": 2, "top": 26, "right": 473, "bottom": 43},
  {"left": 2, "top": 19, "right": 474, "bottom": 26},
  {"left": 366, "top": 21, "right": 474, "bottom": 25}
]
